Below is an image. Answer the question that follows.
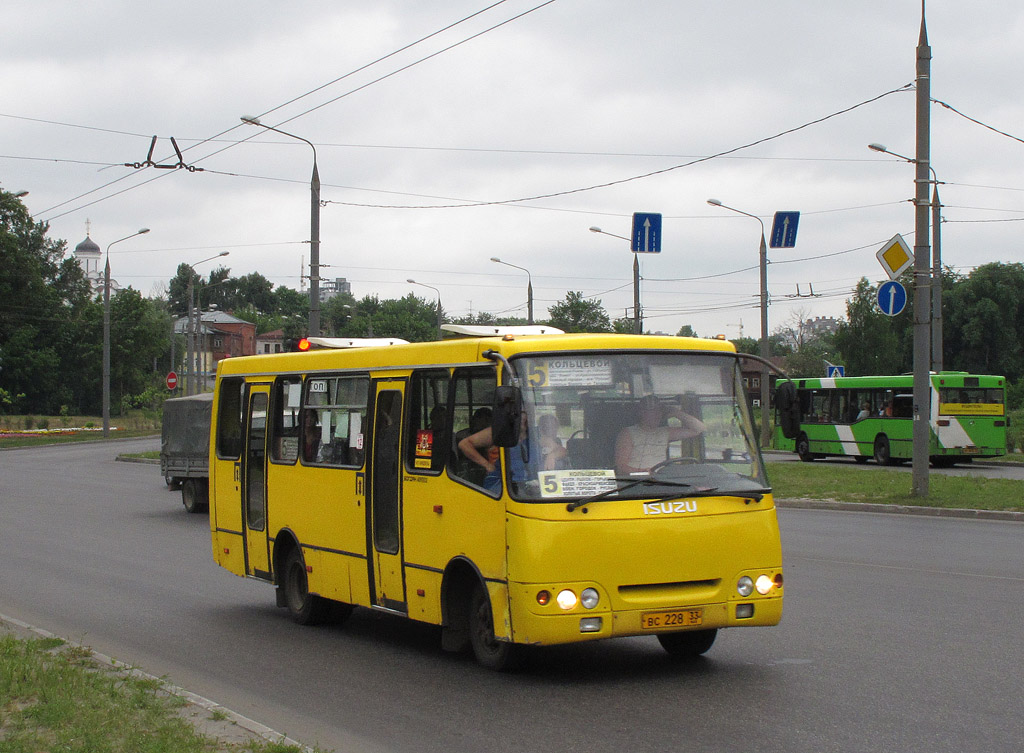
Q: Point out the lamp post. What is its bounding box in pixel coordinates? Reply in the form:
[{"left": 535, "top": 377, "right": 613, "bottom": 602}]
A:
[
  {"left": 408, "top": 279, "right": 443, "bottom": 339},
  {"left": 869, "top": 142, "right": 943, "bottom": 372},
  {"left": 490, "top": 257, "right": 534, "bottom": 324},
  {"left": 706, "top": 199, "right": 771, "bottom": 448},
  {"left": 241, "top": 116, "right": 322, "bottom": 336},
  {"left": 183, "top": 251, "right": 229, "bottom": 396},
  {"left": 588, "top": 227, "right": 642, "bottom": 334},
  {"left": 103, "top": 228, "right": 150, "bottom": 437}
]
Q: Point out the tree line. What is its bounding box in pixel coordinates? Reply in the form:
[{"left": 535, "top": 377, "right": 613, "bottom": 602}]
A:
[{"left": 3, "top": 188, "right": 1023, "bottom": 415}]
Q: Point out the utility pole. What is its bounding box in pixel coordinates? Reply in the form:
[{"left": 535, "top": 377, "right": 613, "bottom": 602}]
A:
[{"left": 912, "top": 2, "right": 932, "bottom": 497}]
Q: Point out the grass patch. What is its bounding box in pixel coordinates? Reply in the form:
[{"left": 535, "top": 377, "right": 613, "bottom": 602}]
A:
[
  {"left": 0, "top": 634, "right": 322, "bottom": 753},
  {"left": 767, "top": 461, "right": 1024, "bottom": 512}
]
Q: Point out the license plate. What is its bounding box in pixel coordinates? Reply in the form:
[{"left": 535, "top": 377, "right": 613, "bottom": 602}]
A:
[{"left": 640, "top": 608, "right": 703, "bottom": 630}]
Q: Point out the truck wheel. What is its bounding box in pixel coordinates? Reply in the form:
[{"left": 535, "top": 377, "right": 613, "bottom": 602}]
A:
[{"left": 181, "top": 479, "right": 208, "bottom": 514}]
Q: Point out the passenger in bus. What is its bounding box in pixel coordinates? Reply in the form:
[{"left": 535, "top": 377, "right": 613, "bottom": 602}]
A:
[
  {"left": 458, "top": 409, "right": 535, "bottom": 492},
  {"left": 537, "top": 414, "right": 567, "bottom": 471},
  {"left": 301, "top": 411, "right": 321, "bottom": 463},
  {"left": 856, "top": 402, "right": 871, "bottom": 421},
  {"left": 615, "top": 395, "right": 706, "bottom": 475}
]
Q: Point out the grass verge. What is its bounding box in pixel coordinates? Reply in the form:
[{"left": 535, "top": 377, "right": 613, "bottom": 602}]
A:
[
  {"left": 0, "top": 633, "right": 322, "bottom": 753},
  {"left": 767, "top": 460, "right": 1024, "bottom": 512}
]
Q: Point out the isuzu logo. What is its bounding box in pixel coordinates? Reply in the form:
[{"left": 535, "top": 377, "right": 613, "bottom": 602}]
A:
[{"left": 643, "top": 500, "right": 698, "bottom": 515}]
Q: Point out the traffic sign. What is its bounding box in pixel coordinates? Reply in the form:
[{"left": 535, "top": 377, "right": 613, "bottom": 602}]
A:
[
  {"left": 631, "top": 212, "right": 662, "bottom": 253},
  {"left": 166, "top": 371, "right": 178, "bottom": 390},
  {"left": 876, "top": 233, "right": 913, "bottom": 280},
  {"left": 877, "top": 280, "right": 907, "bottom": 316},
  {"left": 770, "top": 211, "right": 800, "bottom": 248},
  {"left": 827, "top": 365, "right": 845, "bottom": 378}
]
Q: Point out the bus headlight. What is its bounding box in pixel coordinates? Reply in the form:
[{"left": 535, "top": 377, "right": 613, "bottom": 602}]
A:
[
  {"left": 580, "top": 588, "right": 600, "bottom": 609},
  {"left": 737, "top": 576, "right": 754, "bottom": 597},
  {"left": 556, "top": 589, "right": 578, "bottom": 610},
  {"left": 755, "top": 575, "right": 774, "bottom": 595}
]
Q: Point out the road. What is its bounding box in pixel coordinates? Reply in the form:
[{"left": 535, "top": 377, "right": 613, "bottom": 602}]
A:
[
  {"left": 766, "top": 449, "right": 1024, "bottom": 480},
  {"left": 1, "top": 439, "right": 1022, "bottom": 752}
]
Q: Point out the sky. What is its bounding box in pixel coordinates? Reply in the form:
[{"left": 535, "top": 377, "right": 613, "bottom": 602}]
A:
[{"left": 3, "top": 0, "right": 1024, "bottom": 339}]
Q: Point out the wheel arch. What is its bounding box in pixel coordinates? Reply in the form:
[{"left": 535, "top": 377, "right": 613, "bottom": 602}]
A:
[
  {"left": 439, "top": 556, "right": 489, "bottom": 653},
  {"left": 271, "top": 527, "right": 302, "bottom": 585}
]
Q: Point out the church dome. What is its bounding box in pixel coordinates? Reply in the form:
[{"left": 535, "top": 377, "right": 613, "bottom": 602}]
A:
[{"left": 75, "top": 235, "right": 101, "bottom": 256}]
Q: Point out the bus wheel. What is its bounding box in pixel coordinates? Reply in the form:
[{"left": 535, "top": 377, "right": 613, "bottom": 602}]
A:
[
  {"left": 796, "top": 434, "right": 815, "bottom": 462},
  {"left": 281, "top": 548, "right": 330, "bottom": 625},
  {"left": 873, "top": 435, "right": 893, "bottom": 465},
  {"left": 658, "top": 628, "right": 717, "bottom": 658},
  {"left": 854, "top": 456, "right": 869, "bottom": 464},
  {"left": 469, "top": 585, "right": 522, "bottom": 671}
]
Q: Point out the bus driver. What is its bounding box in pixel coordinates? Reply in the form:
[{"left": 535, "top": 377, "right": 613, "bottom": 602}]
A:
[{"left": 615, "top": 395, "right": 705, "bottom": 475}]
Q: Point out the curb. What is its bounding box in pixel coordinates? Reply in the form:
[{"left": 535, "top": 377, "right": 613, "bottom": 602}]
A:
[
  {"left": 776, "top": 497, "right": 1024, "bottom": 522},
  {"left": 0, "top": 612, "right": 312, "bottom": 752}
]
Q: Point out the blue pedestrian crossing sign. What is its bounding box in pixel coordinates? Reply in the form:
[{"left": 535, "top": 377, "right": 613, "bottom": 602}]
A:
[
  {"left": 631, "top": 212, "right": 662, "bottom": 253},
  {"left": 877, "top": 280, "right": 907, "bottom": 316},
  {"left": 770, "top": 211, "right": 800, "bottom": 248},
  {"left": 827, "top": 365, "right": 845, "bottom": 378}
]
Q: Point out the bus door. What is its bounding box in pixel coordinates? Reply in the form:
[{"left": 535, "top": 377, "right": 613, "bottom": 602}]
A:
[
  {"left": 242, "top": 384, "right": 271, "bottom": 579},
  {"left": 368, "top": 382, "right": 406, "bottom": 612}
]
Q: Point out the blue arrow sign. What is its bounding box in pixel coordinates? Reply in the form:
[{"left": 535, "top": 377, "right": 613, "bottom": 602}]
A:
[
  {"left": 877, "top": 280, "right": 907, "bottom": 316},
  {"left": 770, "top": 211, "right": 800, "bottom": 248},
  {"left": 631, "top": 212, "right": 662, "bottom": 253}
]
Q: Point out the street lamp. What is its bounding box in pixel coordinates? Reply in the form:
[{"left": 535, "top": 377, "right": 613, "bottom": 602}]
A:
[
  {"left": 706, "top": 199, "right": 771, "bottom": 448},
  {"left": 408, "top": 279, "right": 443, "bottom": 339},
  {"left": 490, "top": 257, "right": 534, "bottom": 324},
  {"left": 588, "top": 227, "right": 642, "bottom": 334},
  {"left": 241, "top": 116, "right": 322, "bottom": 336},
  {"left": 184, "top": 251, "right": 229, "bottom": 396},
  {"left": 869, "top": 142, "right": 944, "bottom": 372},
  {"left": 103, "top": 228, "right": 151, "bottom": 437}
]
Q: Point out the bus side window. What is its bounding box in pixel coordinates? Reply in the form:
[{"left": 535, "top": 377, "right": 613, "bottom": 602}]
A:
[
  {"left": 216, "top": 377, "right": 244, "bottom": 460},
  {"left": 270, "top": 377, "right": 301, "bottom": 463},
  {"left": 304, "top": 375, "right": 369, "bottom": 468},
  {"left": 405, "top": 369, "right": 451, "bottom": 474},
  {"left": 448, "top": 367, "right": 498, "bottom": 492}
]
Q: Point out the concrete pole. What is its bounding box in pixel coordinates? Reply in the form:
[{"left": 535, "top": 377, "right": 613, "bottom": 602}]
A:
[{"left": 912, "top": 5, "right": 932, "bottom": 496}]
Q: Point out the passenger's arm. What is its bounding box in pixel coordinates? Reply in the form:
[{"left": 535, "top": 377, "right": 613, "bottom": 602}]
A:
[{"left": 458, "top": 427, "right": 496, "bottom": 473}]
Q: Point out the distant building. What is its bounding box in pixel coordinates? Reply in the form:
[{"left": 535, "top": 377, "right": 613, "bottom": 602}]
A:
[
  {"left": 804, "top": 316, "right": 840, "bottom": 338},
  {"left": 73, "top": 235, "right": 119, "bottom": 294},
  {"left": 256, "top": 329, "right": 286, "bottom": 355},
  {"left": 174, "top": 311, "right": 256, "bottom": 387},
  {"left": 319, "top": 277, "right": 351, "bottom": 302}
]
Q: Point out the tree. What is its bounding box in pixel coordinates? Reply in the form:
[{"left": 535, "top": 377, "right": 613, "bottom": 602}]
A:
[
  {"left": 547, "top": 291, "right": 612, "bottom": 333},
  {"left": 335, "top": 294, "right": 440, "bottom": 342},
  {"left": 832, "top": 278, "right": 905, "bottom": 376},
  {"left": 0, "top": 189, "right": 92, "bottom": 414},
  {"left": 943, "top": 262, "right": 1024, "bottom": 381},
  {"left": 676, "top": 324, "right": 698, "bottom": 338}
]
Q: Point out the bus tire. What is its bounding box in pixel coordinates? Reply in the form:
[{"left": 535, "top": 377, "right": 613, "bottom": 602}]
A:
[
  {"left": 469, "top": 584, "right": 522, "bottom": 671},
  {"left": 281, "top": 547, "right": 331, "bottom": 626},
  {"left": 873, "top": 435, "right": 893, "bottom": 465},
  {"left": 658, "top": 628, "right": 717, "bottom": 658},
  {"left": 796, "top": 434, "right": 815, "bottom": 462}
]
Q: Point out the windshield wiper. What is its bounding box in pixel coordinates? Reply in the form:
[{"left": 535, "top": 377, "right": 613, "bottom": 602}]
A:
[{"left": 566, "top": 477, "right": 694, "bottom": 512}]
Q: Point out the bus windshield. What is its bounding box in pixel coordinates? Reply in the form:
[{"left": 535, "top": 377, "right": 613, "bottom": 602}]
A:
[{"left": 507, "top": 351, "right": 767, "bottom": 502}]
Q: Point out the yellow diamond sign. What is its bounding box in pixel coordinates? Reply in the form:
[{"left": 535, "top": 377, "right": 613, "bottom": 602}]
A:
[{"left": 876, "top": 233, "right": 913, "bottom": 280}]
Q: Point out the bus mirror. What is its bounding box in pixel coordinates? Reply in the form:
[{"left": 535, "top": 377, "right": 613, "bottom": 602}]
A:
[
  {"left": 776, "top": 381, "right": 801, "bottom": 439},
  {"left": 491, "top": 386, "right": 523, "bottom": 447}
]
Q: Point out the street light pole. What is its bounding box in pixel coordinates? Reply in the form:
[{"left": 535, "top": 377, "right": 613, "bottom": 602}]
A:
[
  {"left": 182, "top": 251, "right": 229, "bottom": 396},
  {"left": 241, "top": 116, "right": 322, "bottom": 336},
  {"left": 706, "top": 200, "right": 771, "bottom": 448},
  {"left": 489, "top": 257, "right": 534, "bottom": 324},
  {"left": 103, "top": 228, "right": 150, "bottom": 438},
  {"left": 868, "top": 142, "right": 943, "bottom": 372},
  {"left": 408, "top": 279, "right": 443, "bottom": 339},
  {"left": 588, "top": 227, "right": 642, "bottom": 333}
]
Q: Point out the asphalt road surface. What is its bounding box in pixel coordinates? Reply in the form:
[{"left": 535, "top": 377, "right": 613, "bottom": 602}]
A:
[{"left": 1, "top": 438, "right": 1022, "bottom": 752}]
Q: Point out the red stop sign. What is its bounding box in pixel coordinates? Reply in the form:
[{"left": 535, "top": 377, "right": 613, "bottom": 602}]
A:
[{"left": 166, "top": 371, "right": 178, "bottom": 390}]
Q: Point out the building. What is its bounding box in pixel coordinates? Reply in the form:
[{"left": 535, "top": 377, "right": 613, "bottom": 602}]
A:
[
  {"left": 255, "top": 329, "right": 286, "bottom": 355},
  {"left": 173, "top": 311, "right": 256, "bottom": 387},
  {"left": 319, "top": 277, "right": 351, "bottom": 302},
  {"left": 73, "top": 234, "right": 120, "bottom": 294}
]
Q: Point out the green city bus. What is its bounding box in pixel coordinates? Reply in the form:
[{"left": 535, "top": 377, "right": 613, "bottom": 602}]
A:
[{"left": 774, "top": 372, "right": 1007, "bottom": 466}]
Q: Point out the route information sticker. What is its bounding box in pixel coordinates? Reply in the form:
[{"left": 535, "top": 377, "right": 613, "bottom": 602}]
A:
[{"left": 538, "top": 469, "right": 618, "bottom": 498}]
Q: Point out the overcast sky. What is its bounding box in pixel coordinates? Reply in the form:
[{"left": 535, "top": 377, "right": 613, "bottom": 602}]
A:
[{"left": 4, "top": 0, "right": 1023, "bottom": 338}]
